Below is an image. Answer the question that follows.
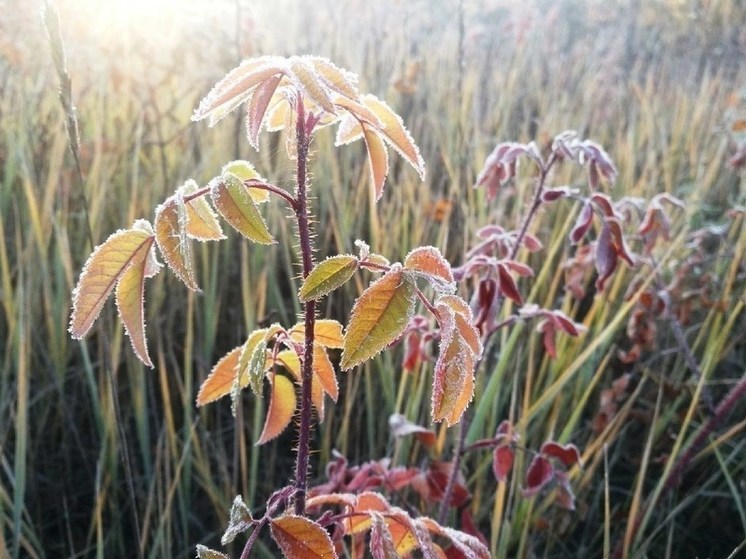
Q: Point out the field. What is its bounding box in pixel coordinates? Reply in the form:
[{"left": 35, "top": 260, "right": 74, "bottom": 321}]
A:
[{"left": 1, "top": 0, "right": 746, "bottom": 557}]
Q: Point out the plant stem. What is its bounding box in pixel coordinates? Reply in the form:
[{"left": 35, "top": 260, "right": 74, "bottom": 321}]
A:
[
  {"left": 437, "top": 153, "right": 556, "bottom": 524},
  {"left": 292, "top": 98, "right": 316, "bottom": 516}
]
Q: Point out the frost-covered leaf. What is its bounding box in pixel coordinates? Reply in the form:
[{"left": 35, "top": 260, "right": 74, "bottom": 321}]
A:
[
  {"left": 341, "top": 266, "right": 416, "bottom": 370},
  {"left": 288, "top": 319, "right": 345, "bottom": 349},
  {"left": 270, "top": 515, "right": 338, "bottom": 559},
  {"left": 312, "top": 344, "right": 338, "bottom": 401},
  {"left": 363, "top": 127, "right": 389, "bottom": 201},
  {"left": 370, "top": 513, "right": 399, "bottom": 559},
  {"left": 179, "top": 180, "right": 225, "bottom": 241},
  {"left": 288, "top": 57, "right": 336, "bottom": 115},
  {"left": 70, "top": 227, "right": 155, "bottom": 339},
  {"left": 362, "top": 94, "right": 425, "bottom": 179},
  {"left": 404, "top": 246, "right": 454, "bottom": 291},
  {"left": 523, "top": 455, "right": 555, "bottom": 497},
  {"left": 540, "top": 441, "right": 582, "bottom": 468},
  {"left": 114, "top": 234, "right": 158, "bottom": 367},
  {"left": 196, "top": 346, "right": 242, "bottom": 406},
  {"left": 257, "top": 374, "right": 296, "bottom": 444},
  {"left": 308, "top": 56, "right": 360, "bottom": 101},
  {"left": 492, "top": 444, "right": 514, "bottom": 483},
  {"left": 154, "top": 195, "right": 200, "bottom": 291},
  {"left": 346, "top": 492, "right": 389, "bottom": 535},
  {"left": 275, "top": 349, "right": 326, "bottom": 420},
  {"left": 222, "top": 160, "right": 270, "bottom": 203},
  {"left": 196, "top": 544, "right": 229, "bottom": 559},
  {"left": 221, "top": 495, "right": 253, "bottom": 545},
  {"left": 388, "top": 413, "right": 436, "bottom": 447},
  {"left": 298, "top": 255, "right": 359, "bottom": 302},
  {"left": 431, "top": 305, "right": 476, "bottom": 426},
  {"left": 211, "top": 174, "right": 275, "bottom": 244},
  {"left": 496, "top": 262, "right": 523, "bottom": 305},
  {"left": 192, "top": 56, "right": 287, "bottom": 125},
  {"left": 335, "top": 114, "right": 364, "bottom": 146},
  {"left": 238, "top": 328, "right": 270, "bottom": 397},
  {"left": 245, "top": 73, "right": 283, "bottom": 150}
]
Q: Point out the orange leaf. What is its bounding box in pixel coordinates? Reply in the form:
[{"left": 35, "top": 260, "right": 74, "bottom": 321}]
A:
[
  {"left": 341, "top": 266, "right": 416, "bottom": 370},
  {"left": 270, "top": 515, "right": 338, "bottom": 559},
  {"left": 69, "top": 227, "right": 155, "bottom": 339},
  {"left": 346, "top": 492, "right": 389, "bottom": 534},
  {"left": 196, "top": 347, "right": 242, "bottom": 406},
  {"left": 288, "top": 319, "right": 345, "bottom": 349},
  {"left": 114, "top": 234, "right": 158, "bottom": 367},
  {"left": 404, "top": 246, "right": 454, "bottom": 290},
  {"left": 154, "top": 195, "right": 200, "bottom": 291},
  {"left": 257, "top": 374, "right": 296, "bottom": 444},
  {"left": 363, "top": 127, "right": 389, "bottom": 201},
  {"left": 313, "top": 344, "right": 338, "bottom": 401},
  {"left": 362, "top": 94, "right": 425, "bottom": 179}
]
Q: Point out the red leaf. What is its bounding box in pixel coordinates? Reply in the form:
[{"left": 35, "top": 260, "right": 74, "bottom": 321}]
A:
[
  {"left": 570, "top": 201, "right": 593, "bottom": 244},
  {"left": 496, "top": 263, "right": 523, "bottom": 305},
  {"left": 460, "top": 508, "right": 488, "bottom": 548},
  {"left": 492, "top": 444, "right": 515, "bottom": 483},
  {"left": 594, "top": 225, "right": 618, "bottom": 291},
  {"left": 389, "top": 413, "right": 436, "bottom": 447},
  {"left": 523, "top": 455, "right": 555, "bottom": 497},
  {"left": 540, "top": 441, "right": 582, "bottom": 468}
]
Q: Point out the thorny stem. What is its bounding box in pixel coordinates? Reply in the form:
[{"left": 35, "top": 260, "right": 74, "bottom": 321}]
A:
[
  {"left": 611, "top": 370, "right": 746, "bottom": 559},
  {"left": 437, "top": 153, "right": 558, "bottom": 524},
  {"left": 292, "top": 97, "right": 316, "bottom": 516},
  {"left": 240, "top": 486, "right": 295, "bottom": 559}
]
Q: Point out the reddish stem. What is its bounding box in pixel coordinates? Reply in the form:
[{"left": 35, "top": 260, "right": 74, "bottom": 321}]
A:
[{"left": 292, "top": 97, "right": 316, "bottom": 516}]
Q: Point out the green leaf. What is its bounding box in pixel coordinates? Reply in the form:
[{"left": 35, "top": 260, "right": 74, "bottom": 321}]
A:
[
  {"left": 341, "top": 265, "right": 416, "bottom": 370},
  {"left": 211, "top": 174, "right": 275, "bottom": 244},
  {"left": 222, "top": 160, "right": 270, "bottom": 203},
  {"left": 221, "top": 495, "right": 253, "bottom": 545},
  {"left": 298, "top": 255, "right": 359, "bottom": 302},
  {"left": 238, "top": 329, "right": 270, "bottom": 398}
]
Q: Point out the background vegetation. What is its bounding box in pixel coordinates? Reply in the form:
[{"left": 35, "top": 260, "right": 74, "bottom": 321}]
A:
[{"left": 1, "top": 0, "right": 745, "bottom": 557}]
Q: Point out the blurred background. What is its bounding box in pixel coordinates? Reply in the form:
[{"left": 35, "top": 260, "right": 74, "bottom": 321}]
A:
[{"left": 1, "top": 0, "right": 745, "bottom": 557}]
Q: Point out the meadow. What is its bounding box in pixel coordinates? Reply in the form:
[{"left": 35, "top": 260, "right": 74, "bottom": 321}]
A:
[{"left": 1, "top": 0, "right": 746, "bottom": 557}]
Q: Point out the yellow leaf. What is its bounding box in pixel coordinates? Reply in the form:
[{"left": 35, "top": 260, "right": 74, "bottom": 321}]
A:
[
  {"left": 308, "top": 56, "right": 360, "bottom": 101},
  {"left": 288, "top": 319, "right": 344, "bottom": 348},
  {"left": 154, "top": 195, "right": 200, "bottom": 291},
  {"left": 363, "top": 127, "right": 389, "bottom": 201},
  {"left": 362, "top": 94, "right": 425, "bottom": 179},
  {"left": 192, "top": 56, "right": 287, "bottom": 125},
  {"left": 179, "top": 180, "right": 225, "bottom": 241},
  {"left": 69, "top": 228, "right": 154, "bottom": 339},
  {"left": 222, "top": 160, "right": 270, "bottom": 203},
  {"left": 196, "top": 347, "right": 242, "bottom": 406},
  {"left": 257, "top": 374, "right": 296, "bottom": 444},
  {"left": 210, "top": 174, "right": 275, "bottom": 244},
  {"left": 345, "top": 492, "right": 389, "bottom": 535},
  {"left": 288, "top": 57, "right": 336, "bottom": 115},
  {"left": 270, "top": 515, "right": 338, "bottom": 559},
  {"left": 114, "top": 235, "right": 157, "bottom": 367},
  {"left": 275, "top": 349, "right": 326, "bottom": 421},
  {"left": 341, "top": 266, "right": 416, "bottom": 370},
  {"left": 333, "top": 96, "right": 380, "bottom": 127}
]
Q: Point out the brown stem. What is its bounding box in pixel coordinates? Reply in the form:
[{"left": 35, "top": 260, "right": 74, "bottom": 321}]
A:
[
  {"left": 292, "top": 98, "right": 316, "bottom": 516},
  {"left": 437, "top": 153, "right": 557, "bottom": 524}
]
